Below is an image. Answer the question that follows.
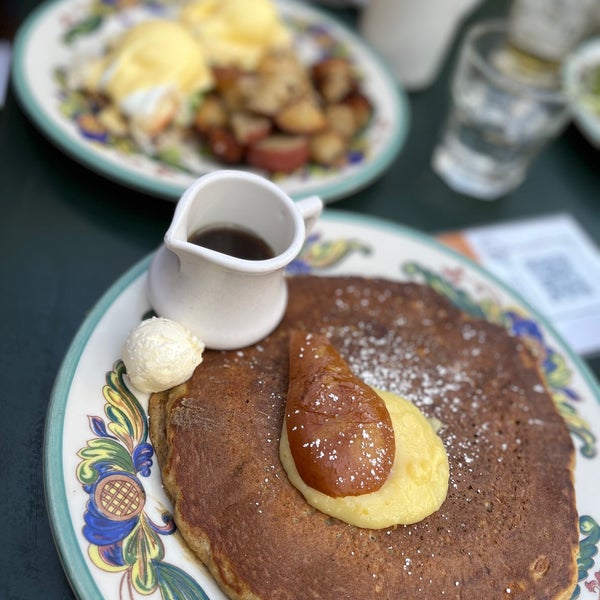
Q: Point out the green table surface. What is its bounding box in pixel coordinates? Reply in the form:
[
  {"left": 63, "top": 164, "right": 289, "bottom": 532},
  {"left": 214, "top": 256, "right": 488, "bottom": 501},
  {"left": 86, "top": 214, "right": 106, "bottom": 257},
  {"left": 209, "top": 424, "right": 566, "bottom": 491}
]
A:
[{"left": 1, "top": 1, "right": 599, "bottom": 598}]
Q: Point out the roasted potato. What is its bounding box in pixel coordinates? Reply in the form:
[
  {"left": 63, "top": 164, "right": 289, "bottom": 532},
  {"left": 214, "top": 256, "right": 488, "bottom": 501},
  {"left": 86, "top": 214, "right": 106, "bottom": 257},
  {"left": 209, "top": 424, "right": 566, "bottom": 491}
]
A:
[
  {"left": 275, "top": 97, "right": 327, "bottom": 135},
  {"left": 246, "top": 135, "right": 310, "bottom": 173},
  {"left": 193, "top": 51, "right": 372, "bottom": 174}
]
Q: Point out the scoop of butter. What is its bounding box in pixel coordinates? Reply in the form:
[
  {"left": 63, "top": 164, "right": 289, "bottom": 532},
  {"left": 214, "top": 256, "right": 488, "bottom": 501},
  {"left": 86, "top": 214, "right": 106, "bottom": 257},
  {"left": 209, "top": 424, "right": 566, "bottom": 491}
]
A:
[{"left": 122, "top": 317, "right": 205, "bottom": 393}]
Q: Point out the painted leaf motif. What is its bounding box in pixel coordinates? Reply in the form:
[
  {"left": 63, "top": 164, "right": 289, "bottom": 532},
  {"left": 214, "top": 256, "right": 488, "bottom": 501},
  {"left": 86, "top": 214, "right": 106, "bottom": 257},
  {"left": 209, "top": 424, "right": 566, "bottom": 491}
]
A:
[
  {"left": 554, "top": 397, "right": 597, "bottom": 459},
  {"left": 477, "top": 298, "right": 506, "bottom": 327},
  {"left": 103, "top": 361, "right": 148, "bottom": 449},
  {"left": 302, "top": 237, "right": 370, "bottom": 269},
  {"left": 122, "top": 516, "right": 164, "bottom": 593},
  {"left": 403, "top": 262, "right": 488, "bottom": 320},
  {"left": 155, "top": 561, "right": 211, "bottom": 600},
  {"left": 88, "top": 415, "right": 113, "bottom": 439},
  {"left": 133, "top": 442, "right": 154, "bottom": 477},
  {"left": 147, "top": 510, "right": 177, "bottom": 536},
  {"left": 573, "top": 516, "right": 600, "bottom": 598},
  {"left": 77, "top": 438, "right": 135, "bottom": 484},
  {"left": 88, "top": 543, "right": 128, "bottom": 573},
  {"left": 544, "top": 351, "right": 575, "bottom": 392},
  {"left": 63, "top": 14, "right": 103, "bottom": 44},
  {"left": 157, "top": 147, "right": 186, "bottom": 169}
]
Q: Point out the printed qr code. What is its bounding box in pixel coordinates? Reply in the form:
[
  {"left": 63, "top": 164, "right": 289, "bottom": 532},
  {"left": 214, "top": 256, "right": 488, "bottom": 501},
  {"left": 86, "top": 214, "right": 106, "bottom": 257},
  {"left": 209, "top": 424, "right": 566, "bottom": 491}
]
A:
[{"left": 524, "top": 252, "right": 594, "bottom": 304}]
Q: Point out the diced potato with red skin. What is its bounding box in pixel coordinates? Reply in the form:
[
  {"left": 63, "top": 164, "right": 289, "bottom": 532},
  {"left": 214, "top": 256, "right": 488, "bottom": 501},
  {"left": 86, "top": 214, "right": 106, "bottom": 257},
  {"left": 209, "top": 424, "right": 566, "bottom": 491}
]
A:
[
  {"left": 244, "top": 73, "right": 309, "bottom": 117},
  {"left": 230, "top": 112, "right": 272, "bottom": 145},
  {"left": 212, "top": 66, "right": 246, "bottom": 88},
  {"left": 311, "top": 57, "right": 357, "bottom": 103},
  {"left": 207, "top": 127, "right": 244, "bottom": 164},
  {"left": 275, "top": 97, "right": 327, "bottom": 135},
  {"left": 216, "top": 72, "right": 257, "bottom": 112},
  {"left": 309, "top": 130, "right": 348, "bottom": 167},
  {"left": 246, "top": 135, "right": 310, "bottom": 173},
  {"left": 195, "top": 94, "right": 229, "bottom": 135},
  {"left": 193, "top": 51, "right": 372, "bottom": 171},
  {"left": 324, "top": 103, "right": 357, "bottom": 139},
  {"left": 258, "top": 51, "right": 308, "bottom": 80},
  {"left": 257, "top": 51, "right": 313, "bottom": 96},
  {"left": 342, "top": 91, "right": 373, "bottom": 131}
]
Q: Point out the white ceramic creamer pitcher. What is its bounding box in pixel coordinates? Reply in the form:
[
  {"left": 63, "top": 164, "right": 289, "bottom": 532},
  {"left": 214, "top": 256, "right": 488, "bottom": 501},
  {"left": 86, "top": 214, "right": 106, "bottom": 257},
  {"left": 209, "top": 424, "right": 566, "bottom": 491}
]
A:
[{"left": 148, "top": 170, "right": 323, "bottom": 350}]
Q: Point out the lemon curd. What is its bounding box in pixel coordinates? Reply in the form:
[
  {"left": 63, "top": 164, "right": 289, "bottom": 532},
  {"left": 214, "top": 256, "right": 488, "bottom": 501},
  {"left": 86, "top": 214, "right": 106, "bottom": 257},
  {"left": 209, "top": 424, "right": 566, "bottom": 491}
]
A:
[{"left": 280, "top": 389, "right": 449, "bottom": 529}]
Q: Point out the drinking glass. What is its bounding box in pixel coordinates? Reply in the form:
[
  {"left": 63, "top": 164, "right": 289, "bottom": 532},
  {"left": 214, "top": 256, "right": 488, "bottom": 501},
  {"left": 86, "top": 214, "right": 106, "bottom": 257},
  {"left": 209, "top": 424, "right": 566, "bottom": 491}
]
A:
[{"left": 432, "top": 20, "right": 571, "bottom": 200}]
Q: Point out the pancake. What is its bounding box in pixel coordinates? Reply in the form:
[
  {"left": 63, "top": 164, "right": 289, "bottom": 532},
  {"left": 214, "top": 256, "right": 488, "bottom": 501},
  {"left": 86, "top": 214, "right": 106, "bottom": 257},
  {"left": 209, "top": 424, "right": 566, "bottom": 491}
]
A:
[{"left": 149, "top": 275, "right": 578, "bottom": 599}]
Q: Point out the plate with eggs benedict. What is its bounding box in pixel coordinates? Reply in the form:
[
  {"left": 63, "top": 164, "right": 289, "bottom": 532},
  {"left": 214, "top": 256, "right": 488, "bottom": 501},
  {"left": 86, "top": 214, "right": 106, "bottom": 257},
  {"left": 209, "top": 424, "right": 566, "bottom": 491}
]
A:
[
  {"left": 44, "top": 210, "right": 600, "bottom": 600},
  {"left": 12, "top": 0, "right": 408, "bottom": 202}
]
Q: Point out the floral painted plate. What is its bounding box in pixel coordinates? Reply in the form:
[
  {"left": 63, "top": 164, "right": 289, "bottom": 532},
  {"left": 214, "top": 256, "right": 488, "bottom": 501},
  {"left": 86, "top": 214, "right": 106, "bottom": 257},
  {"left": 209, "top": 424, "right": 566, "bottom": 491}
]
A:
[
  {"left": 12, "top": 0, "right": 408, "bottom": 203},
  {"left": 45, "top": 211, "right": 600, "bottom": 600}
]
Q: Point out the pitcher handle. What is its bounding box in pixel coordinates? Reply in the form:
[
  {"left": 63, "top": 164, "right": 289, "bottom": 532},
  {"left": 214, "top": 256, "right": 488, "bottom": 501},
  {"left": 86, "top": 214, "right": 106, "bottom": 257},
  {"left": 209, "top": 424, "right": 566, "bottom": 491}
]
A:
[{"left": 296, "top": 195, "right": 323, "bottom": 235}]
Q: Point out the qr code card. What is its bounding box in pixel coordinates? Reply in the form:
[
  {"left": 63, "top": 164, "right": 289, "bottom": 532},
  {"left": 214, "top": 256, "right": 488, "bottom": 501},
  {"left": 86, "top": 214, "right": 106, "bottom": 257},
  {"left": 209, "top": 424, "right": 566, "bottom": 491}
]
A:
[{"left": 438, "top": 214, "right": 600, "bottom": 356}]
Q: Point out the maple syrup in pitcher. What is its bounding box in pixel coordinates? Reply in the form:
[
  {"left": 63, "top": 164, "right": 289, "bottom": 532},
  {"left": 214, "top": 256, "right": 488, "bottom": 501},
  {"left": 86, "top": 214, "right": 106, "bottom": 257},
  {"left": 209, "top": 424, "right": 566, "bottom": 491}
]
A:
[{"left": 189, "top": 225, "right": 275, "bottom": 261}]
